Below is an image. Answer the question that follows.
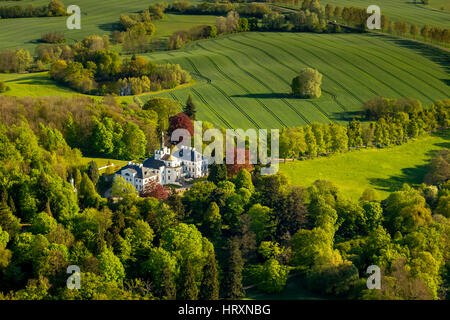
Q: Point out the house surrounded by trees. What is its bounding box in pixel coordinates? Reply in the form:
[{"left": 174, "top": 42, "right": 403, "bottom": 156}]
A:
[{"left": 115, "top": 143, "right": 209, "bottom": 191}]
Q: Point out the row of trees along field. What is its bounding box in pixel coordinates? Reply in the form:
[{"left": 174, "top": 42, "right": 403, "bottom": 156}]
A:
[
  {"left": 279, "top": 97, "right": 449, "bottom": 159},
  {"left": 0, "top": 0, "right": 65, "bottom": 19},
  {"left": 0, "top": 108, "right": 448, "bottom": 298},
  {"left": 145, "top": 0, "right": 345, "bottom": 51},
  {"left": 273, "top": 0, "right": 450, "bottom": 44}
]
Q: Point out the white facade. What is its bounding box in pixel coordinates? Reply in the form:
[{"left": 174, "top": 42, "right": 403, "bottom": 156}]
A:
[
  {"left": 115, "top": 145, "right": 209, "bottom": 192},
  {"left": 118, "top": 164, "right": 159, "bottom": 192}
]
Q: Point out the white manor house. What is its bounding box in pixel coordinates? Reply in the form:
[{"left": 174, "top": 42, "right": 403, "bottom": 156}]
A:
[{"left": 114, "top": 144, "right": 209, "bottom": 192}]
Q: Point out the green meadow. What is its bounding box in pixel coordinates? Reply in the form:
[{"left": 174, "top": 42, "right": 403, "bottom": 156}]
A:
[
  {"left": 279, "top": 130, "right": 450, "bottom": 201},
  {"left": 0, "top": 0, "right": 210, "bottom": 51},
  {"left": 2, "top": 32, "right": 448, "bottom": 130},
  {"left": 146, "top": 32, "right": 449, "bottom": 129}
]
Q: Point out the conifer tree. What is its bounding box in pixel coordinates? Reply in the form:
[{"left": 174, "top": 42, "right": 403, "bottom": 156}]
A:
[
  {"left": 88, "top": 160, "right": 99, "bottom": 186},
  {"left": 178, "top": 260, "right": 198, "bottom": 300},
  {"left": 160, "top": 267, "right": 176, "bottom": 300},
  {"left": 222, "top": 238, "right": 244, "bottom": 298},
  {"left": 183, "top": 94, "right": 197, "bottom": 120},
  {"left": 199, "top": 251, "right": 220, "bottom": 300}
]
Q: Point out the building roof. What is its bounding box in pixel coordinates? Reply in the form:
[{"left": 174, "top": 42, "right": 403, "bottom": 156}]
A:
[
  {"left": 116, "top": 163, "right": 158, "bottom": 179},
  {"left": 173, "top": 147, "right": 206, "bottom": 162},
  {"left": 142, "top": 156, "right": 165, "bottom": 170}
]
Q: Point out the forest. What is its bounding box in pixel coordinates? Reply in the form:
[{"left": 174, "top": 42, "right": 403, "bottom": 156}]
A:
[{"left": 0, "top": 94, "right": 449, "bottom": 299}]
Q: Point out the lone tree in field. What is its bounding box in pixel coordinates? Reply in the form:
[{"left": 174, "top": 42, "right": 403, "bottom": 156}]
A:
[{"left": 291, "top": 68, "right": 322, "bottom": 99}]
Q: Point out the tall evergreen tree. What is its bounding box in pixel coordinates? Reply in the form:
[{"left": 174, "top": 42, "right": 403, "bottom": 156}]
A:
[
  {"left": 160, "top": 266, "right": 177, "bottom": 300},
  {"left": 222, "top": 238, "right": 244, "bottom": 299},
  {"left": 183, "top": 94, "right": 197, "bottom": 120},
  {"left": 88, "top": 160, "right": 100, "bottom": 186},
  {"left": 178, "top": 260, "right": 198, "bottom": 300},
  {"left": 208, "top": 163, "right": 227, "bottom": 184},
  {"left": 199, "top": 250, "right": 220, "bottom": 300}
]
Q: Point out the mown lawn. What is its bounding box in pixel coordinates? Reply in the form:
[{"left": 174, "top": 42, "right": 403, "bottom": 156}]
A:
[
  {"left": 80, "top": 157, "right": 128, "bottom": 175},
  {"left": 279, "top": 130, "right": 450, "bottom": 201}
]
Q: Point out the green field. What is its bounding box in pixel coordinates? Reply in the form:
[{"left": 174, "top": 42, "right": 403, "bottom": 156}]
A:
[
  {"left": 429, "top": 0, "right": 450, "bottom": 11},
  {"left": 0, "top": 0, "right": 211, "bottom": 51},
  {"left": 0, "top": 72, "right": 87, "bottom": 97},
  {"left": 284, "top": 0, "right": 450, "bottom": 28},
  {"left": 279, "top": 130, "right": 450, "bottom": 201},
  {"left": 81, "top": 157, "right": 128, "bottom": 174},
  {"left": 145, "top": 32, "right": 449, "bottom": 129},
  {"left": 0, "top": 71, "right": 195, "bottom": 102},
  {"left": 2, "top": 32, "right": 448, "bottom": 129}
]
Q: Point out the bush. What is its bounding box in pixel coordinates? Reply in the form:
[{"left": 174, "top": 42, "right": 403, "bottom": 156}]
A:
[
  {"left": 41, "top": 32, "right": 65, "bottom": 44},
  {"left": 0, "top": 80, "right": 9, "bottom": 93}
]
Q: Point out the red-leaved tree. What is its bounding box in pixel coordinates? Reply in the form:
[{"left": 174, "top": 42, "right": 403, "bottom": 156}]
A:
[
  {"left": 141, "top": 179, "right": 169, "bottom": 200},
  {"left": 168, "top": 112, "right": 194, "bottom": 144},
  {"left": 226, "top": 148, "right": 254, "bottom": 177}
]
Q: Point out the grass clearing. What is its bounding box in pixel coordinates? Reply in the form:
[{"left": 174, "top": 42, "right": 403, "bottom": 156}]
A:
[
  {"left": 80, "top": 157, "right": 128, "bottom": 174},
  {"left": 279, "top": 130, "right": 450, "bottom": 201}
]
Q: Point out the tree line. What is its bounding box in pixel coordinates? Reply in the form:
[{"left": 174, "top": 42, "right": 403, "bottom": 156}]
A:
[
  {"left": 280, "top": 97, "right": 449, "bottom": 159},
  {"left": 164, "top": 0, "right": 343, "bottom": 51},
  {"left": 322, "top": 2, "right": 450, "bottom": 44},
  {"left": 0, "top": 95, "right": 159, "bottom": 160},
  {"left": 0, "top": 0, "right": 65, "bottom": 19}
]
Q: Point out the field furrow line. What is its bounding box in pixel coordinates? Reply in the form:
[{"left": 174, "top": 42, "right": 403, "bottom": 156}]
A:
[
  {"left": 196, "top": 42, "right": 287, "bottom": 128},
  {"left": 295, "top": 35, "right": 398, "bottom": 98},
  {"left": 287, "top": 33, "right": 437, "bottom": 103},
  {"left": 191, "top": 87, "right": 234, "bottom": 129},
  {"left": 169, "top": 92, "right": 182, "bottom": 104},
  {"left": 163, "top": 57, "right": 233, "bottom": 128},
  {"left": 308, "top": 32, "right": 442, "bottom": 101},
  {"left": 308, "top": 101, "right": 335, "bottom": 124},
  {"left": 183, "top": 56, "right": 261, "bottom": 128},
  {"left": 210, "top": 82, "right": 262, "bottom": 129},
  {"left": 336, "top": 34, "right": 450, "bottom": 97},
  {"left": 270, "top": 33, "right": 366, "bottom": 106},
  {"left": 209, "top": 38, "right": 312, "bottom": 125},
  {"left": 228, "top": 34, "right": 346, "bottom": 118},
  {"left": 235, "top": 34, "right": 352, "bottom": 111}
]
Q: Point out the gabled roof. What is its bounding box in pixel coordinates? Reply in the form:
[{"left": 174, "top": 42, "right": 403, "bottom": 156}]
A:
[
  {"left": 116, "top": 164, "right": 158, "bottom": 179},
  {"left": 142, "top": 156, "right": 165, "bottom": 170}
]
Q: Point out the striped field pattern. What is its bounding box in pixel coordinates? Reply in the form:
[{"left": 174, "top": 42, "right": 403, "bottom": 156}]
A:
[{"left": 143, "top": 32, "right": 449, "bottom": 129}]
